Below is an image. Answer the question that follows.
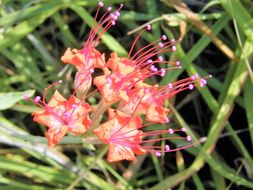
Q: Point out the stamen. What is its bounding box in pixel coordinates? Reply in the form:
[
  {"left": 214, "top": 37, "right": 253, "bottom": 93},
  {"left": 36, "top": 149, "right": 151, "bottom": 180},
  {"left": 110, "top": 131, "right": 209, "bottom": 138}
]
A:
[
  {"left": 71, "top": 104, "right": 78, "bottom": 109},
  {"left": 115, "top": 11, "right": 120, "bottom": 16},
  {"left": 89, "top": 68, "right": 94, "bottom": 73},
  {"left": 191, "top": 73, "right": 199, "bottom": 80},
  {"left": 168, "top": 83, "right": 173, "bottom": 89},
  {"left": 188, "top": 84, "right": 194, "bottom": 90},
  {"left": 34, "top": 96, "right": 41, "bottom": 103},
  {"left": 181, "top": 128, "right": 186, "bottom": 133},
  {"left": 165, "top": 144, "right": 170, "bottom": 152},
  {"left": 162, "top": 35, "right": 167, "bottom": 41},
  {"left": 106, "top": 77, "right": 112, "bottom": 84},
  {"left": 160, "top": 68, "right": 166, "bottom": 77},
  {"left": 168, "top": 128, "right": 174, "bottom": 134},
  {"left": 147, "top": 59, "right": 153, "bottom": 64},
  {"left": 146, "top": 24, "right": 152, "bottom": 31},
  {"left": 186, "top": 135, "right": 192, "bottom": 142},
  {"left": 158, "top": 56, "right": 163, "bottom": 61},
  {"left": 155, "top": 152, "right": 161, "bottom": 157},
  {"left": 171, "top": 45, "right": 176, "bottom": 51},
  {"left": 98, "top": 1, "right": 104, "bottom": 7},
  {"left": 43, "top": 80, "right": 63, "bottom": 103},
  {"left": 158, "top": 42, "right": 164, "bottom": 48},
  {"left": 176, "top": 61, "right": 181, "bottom": 66},
  {"left": 165, "top": 117, "right": 170, "bottom": 123}
]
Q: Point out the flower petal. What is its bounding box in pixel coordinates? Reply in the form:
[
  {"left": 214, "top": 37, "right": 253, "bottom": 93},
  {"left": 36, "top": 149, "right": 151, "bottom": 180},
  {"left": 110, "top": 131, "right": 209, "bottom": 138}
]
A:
[{"left": 107, "top": 143, "right": 136, "bottom": 162}]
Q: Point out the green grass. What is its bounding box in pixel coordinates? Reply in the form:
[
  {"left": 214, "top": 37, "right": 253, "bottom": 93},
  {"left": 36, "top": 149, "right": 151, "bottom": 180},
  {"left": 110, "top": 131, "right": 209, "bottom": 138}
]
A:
[{"left": 0, "top": 0, "right": 253, "bottom": 189}]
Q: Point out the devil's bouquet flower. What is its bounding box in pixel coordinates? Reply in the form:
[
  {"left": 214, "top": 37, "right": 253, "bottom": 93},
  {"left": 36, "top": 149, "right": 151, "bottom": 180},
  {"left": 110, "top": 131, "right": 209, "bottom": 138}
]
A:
[{"left": 24, "top": 2, "right": 208, "bottom": 162}]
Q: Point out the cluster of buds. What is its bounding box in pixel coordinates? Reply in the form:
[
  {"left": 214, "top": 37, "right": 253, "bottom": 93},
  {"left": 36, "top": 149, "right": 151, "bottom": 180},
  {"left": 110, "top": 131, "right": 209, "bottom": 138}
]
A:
[{"left": 24, "top": 2, "right": 209, "bottom": 162}]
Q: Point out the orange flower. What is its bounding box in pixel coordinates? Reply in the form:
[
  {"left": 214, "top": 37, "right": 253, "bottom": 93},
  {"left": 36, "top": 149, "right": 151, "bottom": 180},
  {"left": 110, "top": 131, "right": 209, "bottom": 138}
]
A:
[
  {"left": 118, "top": 84, "right": 169, "bottom": 124},
  {"left": 93, "top": 52, "right": 142, "bottom": 104},
  {"left": 61, "top": 48, "right": 107, "bottom": 72},
  {"left": 107, "top": 52, "right": 137, "bottom": 76},
  {"left": 32, "top": 89, "right": 91, "bottom": 147},
  {"left": 93, "top": 73, "right": 131, "bottom": 104},
  {"left": 94, "top": 109, "right": 199, "bottom": 161},
  {"left": 93, "top": 30, "right": 180, "bottom": 104},
  {"left": 93, "top": 109, "right": 145, "bottom": 162},
  {"left": 61, "top": 3, "right": 123, "bottom": 98}
]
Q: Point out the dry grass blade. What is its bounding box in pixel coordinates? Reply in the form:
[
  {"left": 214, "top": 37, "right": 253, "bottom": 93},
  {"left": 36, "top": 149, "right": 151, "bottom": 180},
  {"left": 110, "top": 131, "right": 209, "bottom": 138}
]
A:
[{"left": 162, "top": 0, "right": 238, "bottom": 63}]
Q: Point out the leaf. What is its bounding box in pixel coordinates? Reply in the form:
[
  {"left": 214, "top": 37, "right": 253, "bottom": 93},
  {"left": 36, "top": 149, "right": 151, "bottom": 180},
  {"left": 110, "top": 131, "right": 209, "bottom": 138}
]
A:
[
  {"left": 0, "top": 4, "right": 61, "bottom": 51},
  {"left": 244, "top": 77, "right": 253, "bottom": 147},
  {"left": 0, "top": 90, "right": 34, "bottom": 110}
]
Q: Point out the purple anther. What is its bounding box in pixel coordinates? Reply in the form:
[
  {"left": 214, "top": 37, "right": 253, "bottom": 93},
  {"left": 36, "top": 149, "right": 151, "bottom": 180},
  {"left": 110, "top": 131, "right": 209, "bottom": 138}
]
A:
[
  {"left": 106, "top": 78, "right": 112, "bottom": 84},
  {"left": 188, "top": 84, "right": 194, "bottom": 90},
  {"left": 147, "top": 59, "right": 153, "bottom": 64},
  {"left": 158, "top": 42, "right": 164, "bottom": 48},
  {"left": 181, "top": 128, "right": 186, "bottom": 133},
  {"left": 72, "top": 104, "right": 78, "bottom": 109},
  {"left": 194, "top": 73, "right": 199, "bottom": 79},
  {"left": 111, "top": 14, "right": 117, "bottom": 20},
  {"left": 111, "top": 20, "right": 116, "bottom": 25},
  {"left": 107, "top": 6, "right": 112, "bottom": 11},
  {"left": 115, "top": 11, "right": 120, "bottom": 16},
  {"left": 165, "top": 145, "right": 170, "bottom": 152},
  {"left": 151, "top": 66, "right": 155, "bottom": 71},
  {"left": 186, "top": 135, "right": 192, "bottom": 142},
  {"left": 191, "top": 73, "right": 199, "bottom": 80},
  {"left": 168, "top": 128, "right": 174, "bottom": 134},
  {"left": 160, "top": 69, "right": 166, "bottom": 77},
  {"left": 89, "top": 68, "right": 94, "bottom": 73},
  {"left": 162, "top": 35, "right": 167, "bottom": 41},
  {"left": 155, "top": 152, "right": 161, "bottom": 157},
  {"left": 144, "top": 88, "right": 150, "bottom": 93},
  {"left": 160, "top": 71, "right": 166, "bottom": 77},
  {"left": 171, "top": 45, "right": 176, "bottom": 51},
  {"left": 201, "top": 78, "right": 207, "bottom": 85},
  {"left": 58, "top": 80, "right": 63, "bottom": 83},
  {"left": 34, "top": 96, "right": 41, "bottom": 102},
  {"left": 64, "top": 112, "right": 71, "bottom": 117},
  {"left": 158, "top": 56, "right": 163, "bottom": 61},
  {"left": 150, "top": 65, "right": 155, "bottom": 71},
  {"left": 146, "top": 24, "right": 152, "bottom": 31},
  {"left": 98, "top": 2, "right": 104, "bottom": 7},
  {"left": 165, "top": 117, "right": 170, "bottom": 123},
  {"left": 176, "top": 61, "right": 181, "bottom": 66},
  {"left": 168, "top": 83, "right": 173, "bottom": 89}
]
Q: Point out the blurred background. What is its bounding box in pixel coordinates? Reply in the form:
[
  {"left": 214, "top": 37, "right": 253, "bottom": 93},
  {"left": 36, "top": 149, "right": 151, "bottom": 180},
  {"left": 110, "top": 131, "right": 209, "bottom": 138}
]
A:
[{"left": 0, "top": 0, "right": 253, "bottom": 189}]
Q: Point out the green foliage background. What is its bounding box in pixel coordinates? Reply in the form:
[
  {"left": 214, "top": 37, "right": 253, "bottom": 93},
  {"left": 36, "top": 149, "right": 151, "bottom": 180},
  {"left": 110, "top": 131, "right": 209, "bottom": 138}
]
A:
[{"left": 0, "top": 0, "right": 253, "bottom": 189}]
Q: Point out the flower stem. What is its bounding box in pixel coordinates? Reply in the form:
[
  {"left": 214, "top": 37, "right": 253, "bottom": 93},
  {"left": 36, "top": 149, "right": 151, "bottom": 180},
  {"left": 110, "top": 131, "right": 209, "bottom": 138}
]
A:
[{"left": 89, "top": 98, "right": 109, "bottom": 132}]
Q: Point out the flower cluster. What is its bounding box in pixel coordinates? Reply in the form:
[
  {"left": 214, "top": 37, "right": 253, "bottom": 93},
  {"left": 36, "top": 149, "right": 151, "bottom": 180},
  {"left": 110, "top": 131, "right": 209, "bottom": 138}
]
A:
[{"left": 25, "top": 2, "right": 208, "bottom": 162}]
